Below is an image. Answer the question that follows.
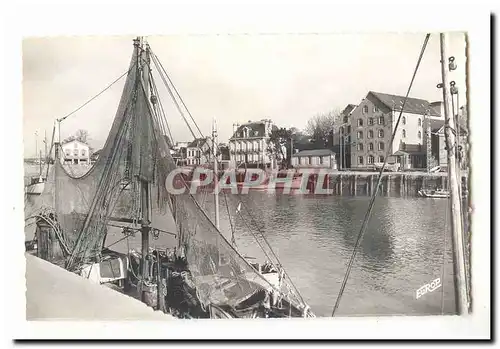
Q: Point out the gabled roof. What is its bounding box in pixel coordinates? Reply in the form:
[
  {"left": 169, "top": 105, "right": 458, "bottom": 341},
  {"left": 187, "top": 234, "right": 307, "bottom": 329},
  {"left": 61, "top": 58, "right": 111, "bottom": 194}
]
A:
[
  {"left": 341, "top": 104, "right": 357, "bottom": 116},
  {"left": 61, "top": 139, "right": 90, "bottom": 147},
  {"left": 394, "top": 143, "right": 424, "bottom": 155},
  {"left": 292, "top": 149, "right": 335, "bottom": 157},
  {"left": 187, "top": 137, "right": 209, "bottom": 148},
  {"left": 230, "top": 120, "right": 278, "bottom": 139},
  {"left": 368, "top": 91, "right": 441, "bottom": 117}
]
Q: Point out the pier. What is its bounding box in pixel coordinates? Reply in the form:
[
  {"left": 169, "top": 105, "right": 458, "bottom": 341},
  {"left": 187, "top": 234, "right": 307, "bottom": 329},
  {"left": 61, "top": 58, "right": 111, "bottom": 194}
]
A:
[{"left": 319, "top": 171, "right": 469, "bottom": 197}]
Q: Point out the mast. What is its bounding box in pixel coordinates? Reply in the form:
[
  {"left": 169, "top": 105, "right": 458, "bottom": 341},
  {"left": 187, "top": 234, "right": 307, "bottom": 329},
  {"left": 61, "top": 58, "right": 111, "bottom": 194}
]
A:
[
  {"left": 439, "top": 33, "right": 468, "bottom": 314},
  {"left": 133, "top": 37, "right": 153, "bottom": 303},
  {"left": 213, "top": 117, "right": 220, "bottom": 230},
  {"left": 39, "top": 150, "right": 42, "bottom": 177},
  {"left": 35, "top": 131, "right": 38, "bottom": 163},
  {"left": 44, "top": 130, "right": 48, "bottom": 164}
]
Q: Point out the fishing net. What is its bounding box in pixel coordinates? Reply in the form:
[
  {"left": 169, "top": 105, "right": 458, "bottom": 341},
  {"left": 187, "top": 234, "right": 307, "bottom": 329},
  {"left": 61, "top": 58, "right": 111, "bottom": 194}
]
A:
[{"left": 28, "top": 41, "right": 298, "bottom": 311}]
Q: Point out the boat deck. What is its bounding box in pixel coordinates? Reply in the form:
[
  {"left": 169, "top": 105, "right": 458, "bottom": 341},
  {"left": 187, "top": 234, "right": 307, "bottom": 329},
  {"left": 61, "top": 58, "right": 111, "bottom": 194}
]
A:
[{"left": 25, "top": 253, "right": 174, "bottom": 320}]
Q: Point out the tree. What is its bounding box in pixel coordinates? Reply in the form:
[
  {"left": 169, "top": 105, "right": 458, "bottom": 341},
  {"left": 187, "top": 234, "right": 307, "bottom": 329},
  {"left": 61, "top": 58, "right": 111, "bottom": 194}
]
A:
[
  {"left": 268, "top": 127, "right": 294, "bottom": 168},
  {"left": 304, "top": 110, "right": 342, "bottom": 148},
  {"left": 64, "top": 129, "right": 90, "bottom": 144}
]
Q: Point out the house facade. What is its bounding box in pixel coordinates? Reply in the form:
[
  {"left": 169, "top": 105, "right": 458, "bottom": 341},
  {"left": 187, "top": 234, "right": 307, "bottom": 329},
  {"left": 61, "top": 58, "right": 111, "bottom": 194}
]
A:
[
  {"left": 61, "top": 140, "right": 91, "bottom": 165},
  {"left": 345, "top": 91, "right": 442, "bottom": 170},
  {"left": 186, "top": 137, "right": 213, "bottom": 166},
  {"left": 291, "top": 149, "right": 337, "bottom": 169},
  {"left": 333, "top": 104, "right": 357, "bottom": 169},
  {"left": 228, "top": 119, "right": 276, "bottom": 168}
]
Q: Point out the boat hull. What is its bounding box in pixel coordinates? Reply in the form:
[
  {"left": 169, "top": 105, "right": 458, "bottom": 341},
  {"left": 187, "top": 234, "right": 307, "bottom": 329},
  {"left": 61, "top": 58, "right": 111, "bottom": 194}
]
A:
[{"left": 26, "top": 182, "right": 45, "bottom": 195}]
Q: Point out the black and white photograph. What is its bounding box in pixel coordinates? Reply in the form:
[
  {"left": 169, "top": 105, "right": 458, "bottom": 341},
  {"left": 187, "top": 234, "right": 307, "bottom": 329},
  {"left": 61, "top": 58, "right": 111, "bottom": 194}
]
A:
[{"left": 5, "top": 3, "right": 491, "bottom": 341}]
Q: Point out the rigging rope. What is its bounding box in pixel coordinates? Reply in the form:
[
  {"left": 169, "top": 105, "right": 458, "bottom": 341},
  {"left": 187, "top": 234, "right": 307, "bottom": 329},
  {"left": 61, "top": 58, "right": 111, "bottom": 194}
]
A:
[
  {"left": 150, "top": 50, "right": 205, "bottom": 139},
  {"left": 56, "top": 67, "right": 133, "bottom": 123},
  {"left": 149, "top": 47, "right": 308, "bottom": 307},
  {"left": 223, "top": 192, "right": 237, "bottom": 247},
  {"left": 331, "top": 33, "right": 431, "bottom": 316},
  {"left": 149, "top": 53, "right": 197, "bottom": 140}
]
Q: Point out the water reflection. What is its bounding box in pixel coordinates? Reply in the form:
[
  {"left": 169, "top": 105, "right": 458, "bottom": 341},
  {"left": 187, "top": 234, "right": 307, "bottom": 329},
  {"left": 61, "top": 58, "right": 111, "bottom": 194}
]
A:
[{"left": 25, "top": 188, "right": 458, "bottom": 317}]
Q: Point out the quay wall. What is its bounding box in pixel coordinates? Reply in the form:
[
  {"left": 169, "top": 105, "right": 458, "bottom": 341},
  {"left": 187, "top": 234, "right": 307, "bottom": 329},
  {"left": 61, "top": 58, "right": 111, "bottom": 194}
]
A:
[{"left": 320, "top": 172, "right": 469, "bottom": 198}]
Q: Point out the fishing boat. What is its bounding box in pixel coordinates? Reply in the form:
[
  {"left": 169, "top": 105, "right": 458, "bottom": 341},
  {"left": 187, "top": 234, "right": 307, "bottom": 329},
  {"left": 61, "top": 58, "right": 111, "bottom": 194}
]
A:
[
  {"left": 26, "top": 37, "right": 314, "bottom": 319},
  {"left": 26, "top": 176, "right": 46, "bottom": 195},
  {"left": 26, "top": 132, "right": 51, "bottom": 195},
  {"left": 418, "top": 188, "right": 450, "bottom": 198}
]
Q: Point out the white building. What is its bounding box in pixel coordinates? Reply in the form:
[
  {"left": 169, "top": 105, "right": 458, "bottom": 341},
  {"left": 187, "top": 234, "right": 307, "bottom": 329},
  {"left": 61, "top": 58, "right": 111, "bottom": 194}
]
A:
[
  {"left": 186, "top": 137, "right": 213, "bottom": 166},
  {"left": 291, "top": 149, "right": 337, "bottom": 169},
  {"left": 228, "top": 119, "right": 276, "bottom": 168},
  {"left": 61, "top": 140, "right": 91, "bottom": 165},
  {"left": 345, "top": 91, "right": 443, "bottom": 170}
]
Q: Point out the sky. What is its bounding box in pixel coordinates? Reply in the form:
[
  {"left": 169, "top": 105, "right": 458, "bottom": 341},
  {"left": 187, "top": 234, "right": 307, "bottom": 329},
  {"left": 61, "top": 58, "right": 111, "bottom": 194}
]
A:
[{"left": 22, "top": 33, "right": 467, "bottom": 157}]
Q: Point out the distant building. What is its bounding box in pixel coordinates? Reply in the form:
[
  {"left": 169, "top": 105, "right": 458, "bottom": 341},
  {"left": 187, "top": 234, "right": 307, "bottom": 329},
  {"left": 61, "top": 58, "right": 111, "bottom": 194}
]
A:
[
  {"left": 228, "top": 119, "right": 277, "bottom": 168},
  {"left": 423, "top": 118, "right": 468, "bottom": 171},
  {"left": 333, "top": 104, "right": 357, "bottom": 169},
  {"left": 61, "top": 140, "right": 91, "bottom": 165},
  {"left": 218, "top": 143, "right": 230, "bottom": 161},
  {"left": 344, "top": 91, "right": 443, "bottom": 170},
  {"left": 173, "top": 141, "right": 189, "bottom": 151},
  {"left": 186, "top": 137, "right": 213, "bottom": 166},
  {"left": 291, "top": 149, "right": 337, "bottom": 169}
]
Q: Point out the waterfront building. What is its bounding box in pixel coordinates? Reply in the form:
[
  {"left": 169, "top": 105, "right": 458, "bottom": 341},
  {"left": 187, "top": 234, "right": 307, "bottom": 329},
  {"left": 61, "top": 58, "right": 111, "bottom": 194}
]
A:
[
  {"left": 333, "top": 104, "right": 357, "bottom": 169},
  {"left": 291, "top": 149, "right": 337, "bottom": 169},
  {"left": 228, "top": 119, "right": 277, "bottom": 168},
  {"left": 185, "top": 137, "right": 213, "bottom": 166},
  {"left": 343, "top": 91, "right": 443, "bottom": 170},
  {"left": 61, "top": 139, "right": 91, "bottom": 165}
]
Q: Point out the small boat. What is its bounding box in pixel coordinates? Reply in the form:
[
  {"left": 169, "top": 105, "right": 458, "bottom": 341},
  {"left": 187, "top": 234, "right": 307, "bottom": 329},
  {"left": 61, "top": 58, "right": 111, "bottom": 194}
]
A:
[
  {"left": 418, "top": 188, "right": 450, "bottom": 198},
  {"left": 26, "top": 176, "right": 45, "bottom": 195}
]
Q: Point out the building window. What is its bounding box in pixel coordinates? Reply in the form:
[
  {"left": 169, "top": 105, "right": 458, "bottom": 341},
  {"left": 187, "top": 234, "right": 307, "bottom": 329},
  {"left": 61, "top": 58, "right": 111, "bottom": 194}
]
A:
[
  {"left": 340, "top": 127, "right": 344, "bottom": 135},
  {"left": 368, "top": 142, "right": 374, "bottom": 151},
  {"left": 373, "top": 106, "right": 379, "bottom": 113},
  {"left": 343, "top": 116, "right": 348, "bottom": 123},
  {"left": 65, "top": 150, "right": 70, "bottom": 157},
  {"left": 402, "top": 116, "right": 406, "bottom": 125},
  {"left": 73, "top": 150, "right": 78, "bottom": 156},
  {"left": 357, "top": 143, "right": 364, "bottom": 151},
  {"left": 378, "top": 129, "right": 384, "bottom": 138},
  {"left": 378, "top": 142, "right": 385, "bottom": 151},
  {"left": 367, "top": 155, "right": 374, "bottom": 164},
  {"left": 358, "top": 156, "right": 364, "bottom": 165},
  {"left": 379, "top": 155, "right": 385, "bottom": 163},
  {"left": 402, "top": 129, "right": 406, "bottom": 138},
  {"left": 418, "top": 131, "right": 422, "bottom": 139},
  {"left": 81, "top": 150, "right": 86, "bottom": 156},
  {"left": 357, "top": 131, "right": 363, "bottom": 139},
  {"left": 357, "top": 119, "right": 363, "bottom": 127},
  {"left": 74, "top": 143, "right": 78, "bottom": 148},
  {"left": 418, "top": 118, "right": 422, "bottom": 126},
  {"left": 368, "top": 118, "right": 374, "bottom": 125},
  {"left": 368, "top": 130, "right": 374, "bottom": 139},
  {"left": 363, "top": 105, "right": 369, "bottom": 114},
  {"left": 347, "top": 125, "right": 351, "bottom": 134},
  {"left": 320, "top": 157, "right": 324, "bottom": 165},
  {"left": 378, "top": 116, "right": 385, "bottom": 125}
]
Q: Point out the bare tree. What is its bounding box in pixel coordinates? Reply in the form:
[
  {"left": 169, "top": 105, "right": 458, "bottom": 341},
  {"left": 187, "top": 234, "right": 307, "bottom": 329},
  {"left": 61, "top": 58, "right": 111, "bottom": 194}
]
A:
[
  {"left": 304, "top": 110, "right": 342, "bottom": 148},
  {"left": 64, "top": 129, "right": 90, "bottom": 144}
]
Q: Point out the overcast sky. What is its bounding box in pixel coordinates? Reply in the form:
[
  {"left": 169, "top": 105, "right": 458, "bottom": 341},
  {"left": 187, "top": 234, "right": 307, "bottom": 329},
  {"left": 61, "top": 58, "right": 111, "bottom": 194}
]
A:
[{"left": 22, "top": 33, "right": 466, "bottom": 157}]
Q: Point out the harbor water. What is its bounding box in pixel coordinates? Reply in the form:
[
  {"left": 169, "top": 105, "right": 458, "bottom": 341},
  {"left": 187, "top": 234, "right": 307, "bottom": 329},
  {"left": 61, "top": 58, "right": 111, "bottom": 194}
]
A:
[{"left": 25, "top": 186, "right": 461, "bottom": 318}]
